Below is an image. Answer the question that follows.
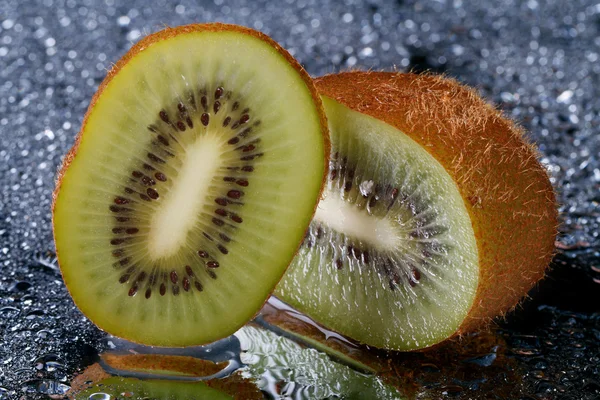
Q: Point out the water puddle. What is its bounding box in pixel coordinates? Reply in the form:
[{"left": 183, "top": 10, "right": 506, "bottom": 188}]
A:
[{"left": 6, "top": 250, "right": 599, "bottom": 399}]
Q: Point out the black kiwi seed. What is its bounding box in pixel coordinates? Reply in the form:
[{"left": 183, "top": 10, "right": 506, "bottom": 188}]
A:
[
  {"left": 136, "top": 271, "right": 147, "bottom": 283},
  {"left": 128, "top": 284, "right": 138, "bottom": 297},
  {"left": 215, "top": 87, "right": 224, "bottom": 99},
  {"left": 114, "top": 197, "right": 129, "bottom": 205},
  {"left": 141, "top": 176, "right": 156, "bottom": 186},
  {"left": 170, "top": 270, "right": 178, "bottom": 284},
  {"left": 198, "top": 250, "right": 209, "bottom": 258},
  {"left": 412, "top": 268, "right": 421, "bottom": 282},
  {"left": 185, "top": 265, "right": 194, "bottom": 277},
  {"left": 159, "top": 110, "right": 170, "bottom": 123},
  {"left": 227, "top": 190, "right": 243, "bottom": 199},
  {"left": 201, "top": 113, "right": 209, "bottom": 126},
  {"left": 212, "top": 218, "right": 225, "bottom": 227},
  {"left": 223, "top": 116, "right": 231, "bottom": 127},
  {"left": 207, "top": 261, "right": 219, "bottom": 268},
  {"left": 147, "top": 153, "right": 165, "bottom": 164},
  {"left": 145, "top": 288, "right": 152, "bottom": 299},
  {"left": 201, "top": 95, "right": 208, "bottom": 111},
  {"left": 160, "top": 284, "right": 166, "bottom": 296},
  {"left": 194, "top": 281, "right": 203, "bottom": 292},
  {"left": 154, "top": 172, "right": 167, "bottom": 182},
  {"left": 157, "top": 135, "right": 170, "bottom": 146},
  {"left": 335, "top": 259, "right": 343, "bottom": 269},
  {"left": 217, "top": 244, "right": 228, "bottom": 255},
  {"left": 146, "top": 188, "right": 159, "bottom": 200}
]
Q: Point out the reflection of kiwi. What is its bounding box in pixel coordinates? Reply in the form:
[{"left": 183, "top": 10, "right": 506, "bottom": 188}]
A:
[
  {"left": 52, "top": 24, "right": 328, "bottom": 346},
  {"left": 276, "top": 72, "right": 557, "bottom": 351},
  {"left": 255, "top": 298, "right": 383, "bottom": 374},
  {"left": 72, "top": 377, "right": 232, "bottom": 400},
  {"left": 236, "top": 325, "right": 403, "bottom": 399},
  {"left": 69, "top": 357, "right": 262, "bottom": 400}
]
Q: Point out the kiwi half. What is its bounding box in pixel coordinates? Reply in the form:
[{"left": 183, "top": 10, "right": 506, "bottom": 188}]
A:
[
  {"left": 52, "top": 24, "right": 328, "bottom": 346},
  {"left": 276, "top": 71, "right": 557, "bottom": 351}
]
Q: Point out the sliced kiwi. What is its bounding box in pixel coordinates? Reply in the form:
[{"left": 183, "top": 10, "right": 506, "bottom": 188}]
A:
[
  {"left": 276, "top": 72, "right": 557, "bottom": 351},
  {"left": 52, "top": 24, "right": 328, "bottom": 346}
]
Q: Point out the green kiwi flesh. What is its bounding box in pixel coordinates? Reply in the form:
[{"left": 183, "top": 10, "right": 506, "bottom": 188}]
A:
[
  {"left": 275, "top": 96, "right": 479, "bottom": 350},
  {"left": 73, "top": 377, "right": 232, "bottom": 400},
  {"left": 52, "top": 25, "right": 326, "bottom": 346}
]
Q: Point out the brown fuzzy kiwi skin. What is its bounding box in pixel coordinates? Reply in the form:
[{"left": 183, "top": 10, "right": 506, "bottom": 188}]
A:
[
  {"left": 51, "top": 23, "right": 330, "bottom": 345},
  {"left": 315, "top": 71, "right": 558, "bottom": 339}
]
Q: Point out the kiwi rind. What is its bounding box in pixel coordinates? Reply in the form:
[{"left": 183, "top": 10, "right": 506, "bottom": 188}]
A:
[
  {"left": 277, "top": 71, "right": 557, "bottom": 350},
  {"left": 51, "top": 23, "right": 330, "bottom": 346}
]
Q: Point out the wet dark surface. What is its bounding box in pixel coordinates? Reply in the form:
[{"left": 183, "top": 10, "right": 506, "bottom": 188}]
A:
[{"left": 0, "top": 0, "right": 599, "bottom": 399}]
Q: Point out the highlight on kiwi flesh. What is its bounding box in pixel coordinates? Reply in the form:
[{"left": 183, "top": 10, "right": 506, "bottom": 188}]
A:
[
  {"left": 275, "top": 71, "right": 558, "bottom": 351},
  {"left": 52, "top": 23, "right": 328, "bottom": 346}
]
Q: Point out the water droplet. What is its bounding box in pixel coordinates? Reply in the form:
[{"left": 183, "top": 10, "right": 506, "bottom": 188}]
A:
[
  {"left": 88, "top": 393, "right": 111, "bottom": 400},
  {"left": 22, "top": 379, "right": 70, "bottom": 396},
  {"left": 34, "top": 354, "right": 63, "bottom": 372},
  {"left": 557, "top": 90, "right": 574, "bottom": 104}
]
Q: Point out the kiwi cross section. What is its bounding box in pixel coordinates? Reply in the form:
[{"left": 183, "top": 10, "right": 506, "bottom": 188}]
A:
[
  {"left": 112, "top": 87, "right": 261, "bottom": 299},
  {"left": 52, "top": 25, "right": 327, "bottom": 346},
  {"left": 276, "top": 96, "right": 480, "bottom": 351}
]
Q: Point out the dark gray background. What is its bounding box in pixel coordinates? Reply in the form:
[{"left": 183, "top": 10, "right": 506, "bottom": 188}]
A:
[{"left": 0, "top": 0, "right": 599, "bottom": 399}]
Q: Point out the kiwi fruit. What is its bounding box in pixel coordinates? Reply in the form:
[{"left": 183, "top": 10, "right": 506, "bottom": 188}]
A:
[
  {"left": 52, "top": 23, "right": 328, "bottom": 346},
  {"left": 275, "top": 71, "right": 557, "bottom": 351}
]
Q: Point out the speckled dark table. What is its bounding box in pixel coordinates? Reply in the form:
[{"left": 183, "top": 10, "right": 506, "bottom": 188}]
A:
[{"left": 0, "top": 1, "right": 599, "bottom": 399}]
